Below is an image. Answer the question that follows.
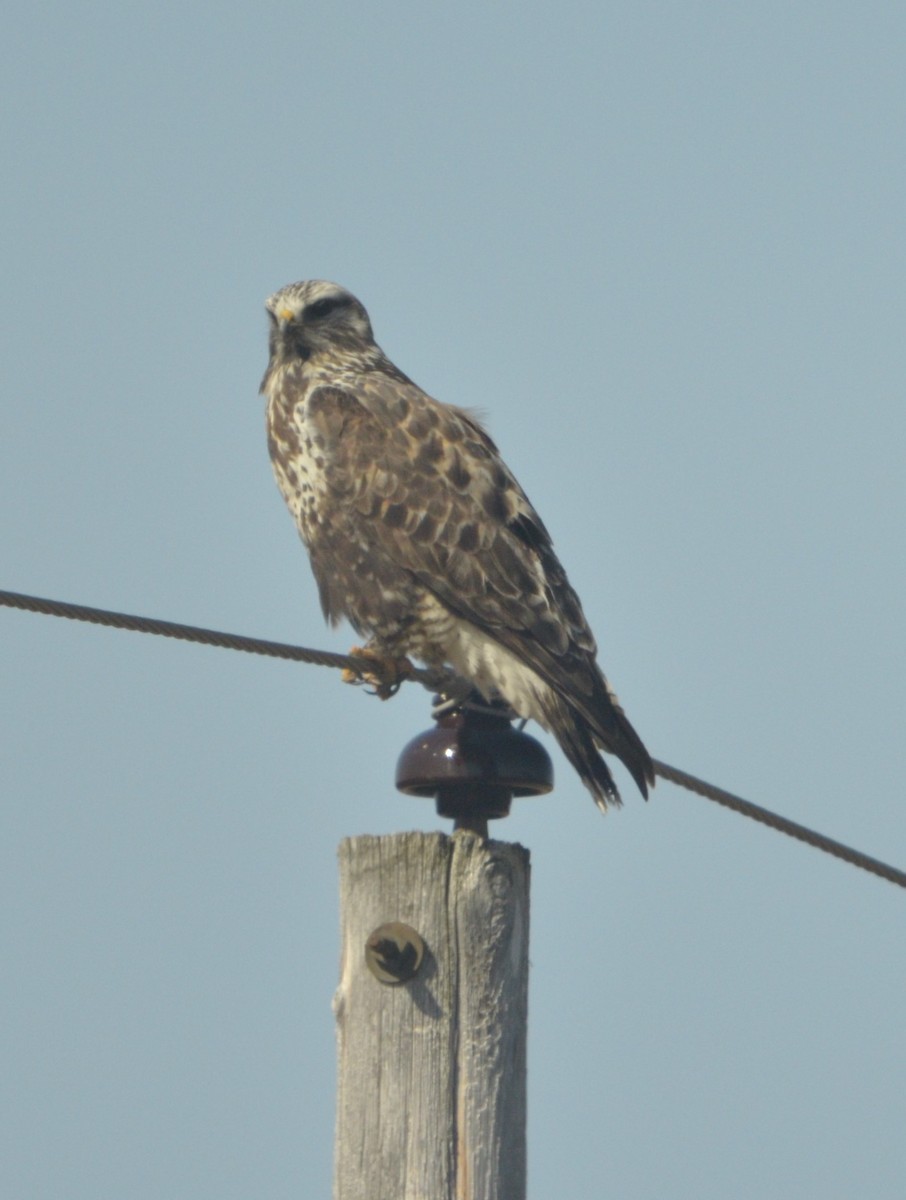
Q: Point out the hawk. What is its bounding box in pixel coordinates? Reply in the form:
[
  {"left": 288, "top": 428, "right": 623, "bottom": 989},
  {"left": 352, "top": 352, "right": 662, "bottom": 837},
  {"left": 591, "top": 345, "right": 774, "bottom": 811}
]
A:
[{"left": 261, "top": 280, "right": 654, "bottom": 810}]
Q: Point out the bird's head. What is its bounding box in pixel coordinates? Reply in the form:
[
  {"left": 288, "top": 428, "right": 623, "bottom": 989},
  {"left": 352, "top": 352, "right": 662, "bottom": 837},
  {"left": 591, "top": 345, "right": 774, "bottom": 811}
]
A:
[{"left": 263, "top": 280, "right": 375, "bottom": 370}]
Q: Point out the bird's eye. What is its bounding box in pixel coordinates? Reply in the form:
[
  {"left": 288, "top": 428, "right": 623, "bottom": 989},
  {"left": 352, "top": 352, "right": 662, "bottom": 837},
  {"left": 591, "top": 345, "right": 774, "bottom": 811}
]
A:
[{"left": 307, "top": 295, "right": 348, "bottom": 321}]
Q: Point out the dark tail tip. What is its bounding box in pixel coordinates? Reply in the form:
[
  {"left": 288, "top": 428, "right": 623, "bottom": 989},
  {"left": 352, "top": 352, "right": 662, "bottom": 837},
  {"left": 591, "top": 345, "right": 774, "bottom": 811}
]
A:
[{"left": 611, "top": 711, "right": 655, "bottom": 801}]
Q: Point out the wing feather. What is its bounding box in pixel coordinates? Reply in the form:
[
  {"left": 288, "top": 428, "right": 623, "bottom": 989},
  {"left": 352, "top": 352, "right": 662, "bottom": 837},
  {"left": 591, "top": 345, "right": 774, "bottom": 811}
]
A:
[{"left": 305, "top": 382, "right": 652, "bottom": 796}]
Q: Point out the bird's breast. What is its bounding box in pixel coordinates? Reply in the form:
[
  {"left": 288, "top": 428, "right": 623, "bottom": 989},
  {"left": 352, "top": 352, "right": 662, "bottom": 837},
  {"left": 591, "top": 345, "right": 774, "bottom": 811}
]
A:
[{"left": 265, "top": 384, "right": 330, "bottom": 547}]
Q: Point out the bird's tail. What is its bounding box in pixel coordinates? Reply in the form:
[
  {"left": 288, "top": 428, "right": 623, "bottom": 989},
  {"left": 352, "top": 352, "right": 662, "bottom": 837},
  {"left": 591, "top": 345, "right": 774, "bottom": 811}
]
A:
[{"left": 539, "top": 690, "right": 654, "bottom": 812}]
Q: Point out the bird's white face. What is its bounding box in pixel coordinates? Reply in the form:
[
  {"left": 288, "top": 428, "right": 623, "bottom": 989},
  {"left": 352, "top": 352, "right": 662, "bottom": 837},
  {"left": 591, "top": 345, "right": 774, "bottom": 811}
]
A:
[{"left": 264, "top": 280, "right": 374, "bottom": 366}]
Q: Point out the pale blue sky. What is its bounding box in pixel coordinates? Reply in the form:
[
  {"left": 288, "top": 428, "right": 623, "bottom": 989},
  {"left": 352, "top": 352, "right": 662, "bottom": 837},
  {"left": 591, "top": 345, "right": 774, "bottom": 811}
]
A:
[{"left": 1, "top": 3, "right": 904, "bottom": 1197}]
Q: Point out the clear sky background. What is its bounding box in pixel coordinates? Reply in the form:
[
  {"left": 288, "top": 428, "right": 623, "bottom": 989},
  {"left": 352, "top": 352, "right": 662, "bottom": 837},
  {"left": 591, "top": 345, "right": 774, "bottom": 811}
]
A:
[{"left": 1, "top": 4, "right": 904, "bottom": 1197}]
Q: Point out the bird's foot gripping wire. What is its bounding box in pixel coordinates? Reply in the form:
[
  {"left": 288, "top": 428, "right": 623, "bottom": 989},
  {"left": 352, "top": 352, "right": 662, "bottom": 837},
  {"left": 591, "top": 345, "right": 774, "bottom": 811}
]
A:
[{"left": 341, "top": 646, "right": 414, "bottom": 699}]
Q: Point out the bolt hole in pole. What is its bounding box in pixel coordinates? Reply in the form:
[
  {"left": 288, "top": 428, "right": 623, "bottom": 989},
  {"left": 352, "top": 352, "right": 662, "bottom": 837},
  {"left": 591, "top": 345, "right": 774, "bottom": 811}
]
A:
[{"left": 395, "top": 691, "right": 553, "bottom": 836}]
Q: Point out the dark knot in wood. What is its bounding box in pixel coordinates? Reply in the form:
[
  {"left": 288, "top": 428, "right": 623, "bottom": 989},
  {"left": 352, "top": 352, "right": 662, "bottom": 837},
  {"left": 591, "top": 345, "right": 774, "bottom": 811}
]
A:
[{"left": 365, "top": 922, "right": 426, "bottom": 985}]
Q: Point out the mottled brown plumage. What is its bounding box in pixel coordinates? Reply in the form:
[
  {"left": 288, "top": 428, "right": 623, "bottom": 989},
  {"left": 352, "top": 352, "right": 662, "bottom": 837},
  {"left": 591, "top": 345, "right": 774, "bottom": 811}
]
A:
[{"left": 261, "top": 280, "right": 653, "bottom": 809}]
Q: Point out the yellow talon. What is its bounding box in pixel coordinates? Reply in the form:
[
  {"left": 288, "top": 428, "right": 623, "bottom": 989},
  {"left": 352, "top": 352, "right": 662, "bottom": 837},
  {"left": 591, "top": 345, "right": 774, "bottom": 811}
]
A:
[{"left": 342, "top": 646, "right": 413, "bottom": 699}]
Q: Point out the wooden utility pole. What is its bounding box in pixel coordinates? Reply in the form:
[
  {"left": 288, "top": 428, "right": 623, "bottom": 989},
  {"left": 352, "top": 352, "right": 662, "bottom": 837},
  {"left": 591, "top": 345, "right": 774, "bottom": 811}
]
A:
[
  {"left": 335, "top": 832, "right": 531, "bottom": 1200},
  {"left": 333, "top": 695, "right": 551, "bottom": 1200}
]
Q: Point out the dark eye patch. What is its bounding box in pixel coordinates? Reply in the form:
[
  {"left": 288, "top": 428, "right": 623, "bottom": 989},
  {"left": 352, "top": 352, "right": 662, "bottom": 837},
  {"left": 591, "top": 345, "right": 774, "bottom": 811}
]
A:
[{"left": 307, "top": 294, "right": 349, "bottom": 321}]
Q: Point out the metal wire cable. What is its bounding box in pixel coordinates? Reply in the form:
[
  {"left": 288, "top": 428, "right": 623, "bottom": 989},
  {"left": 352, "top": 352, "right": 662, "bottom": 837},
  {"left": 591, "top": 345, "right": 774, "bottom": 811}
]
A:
[
  {"left": 652, "top": 759, "right": 906, "bottom": 889},
  {"left": 2, "top": 586, "right": 903, "bottom": 890},
  {"left": 0, "top": 588, "right": 449, "bottom": 689}
]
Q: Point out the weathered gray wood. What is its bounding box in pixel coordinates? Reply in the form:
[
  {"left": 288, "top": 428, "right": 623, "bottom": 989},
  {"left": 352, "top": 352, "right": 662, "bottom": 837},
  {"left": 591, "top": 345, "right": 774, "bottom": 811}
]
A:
[{"left": 334, "top": 831, "right": 530, "bottom": 1200}]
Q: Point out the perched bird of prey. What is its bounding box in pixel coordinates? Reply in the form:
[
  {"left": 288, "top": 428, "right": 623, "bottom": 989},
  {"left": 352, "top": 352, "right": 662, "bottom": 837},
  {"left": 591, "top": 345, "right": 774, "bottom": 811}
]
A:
[{"left": 261, "top": 280, "right": 653, "bottom": 809}]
